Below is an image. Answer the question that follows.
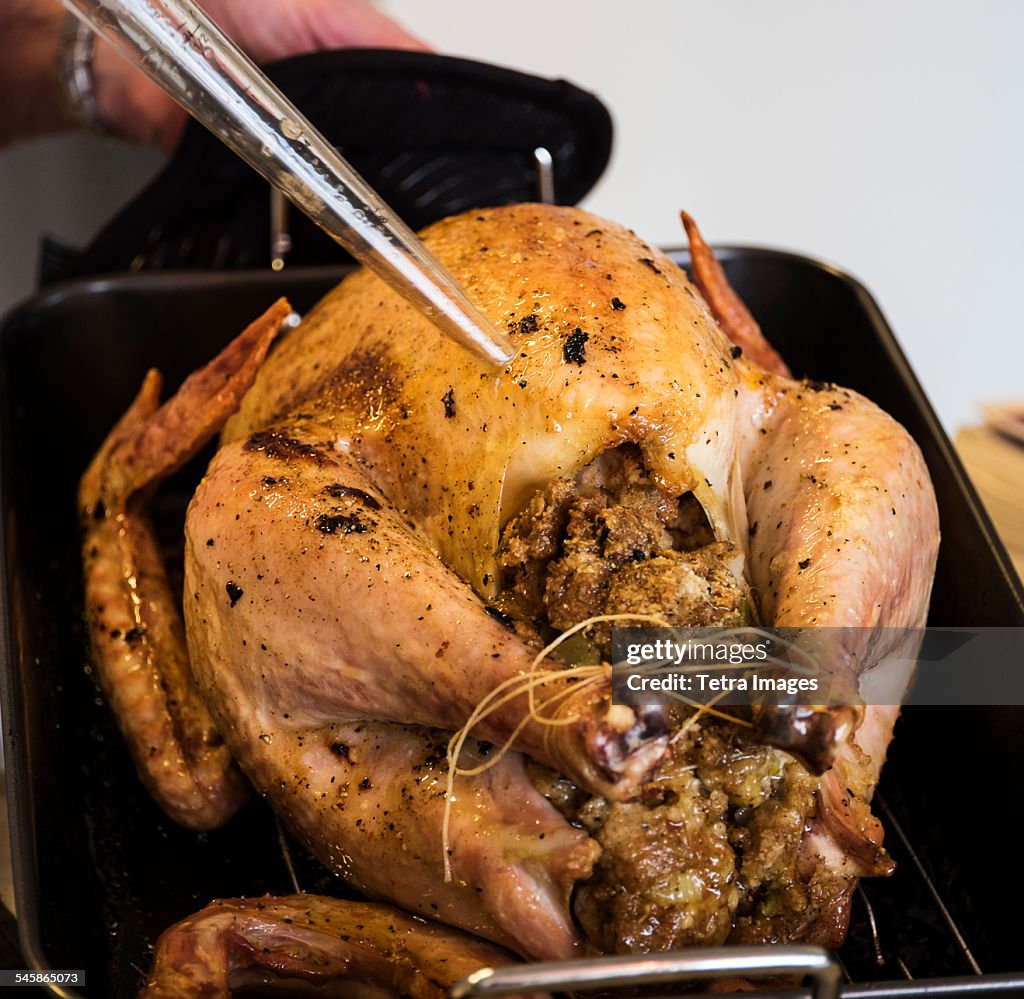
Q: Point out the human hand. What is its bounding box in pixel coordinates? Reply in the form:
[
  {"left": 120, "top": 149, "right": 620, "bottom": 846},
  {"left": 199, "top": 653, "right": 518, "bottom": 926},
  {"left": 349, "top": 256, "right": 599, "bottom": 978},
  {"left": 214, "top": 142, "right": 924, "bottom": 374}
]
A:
[{"left": 91, "top": 0, "right": 429, "bottom": 151}]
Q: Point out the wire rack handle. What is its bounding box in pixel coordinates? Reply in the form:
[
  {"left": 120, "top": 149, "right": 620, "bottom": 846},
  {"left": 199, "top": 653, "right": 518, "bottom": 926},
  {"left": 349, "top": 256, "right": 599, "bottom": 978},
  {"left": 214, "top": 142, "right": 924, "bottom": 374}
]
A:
[{"left": 450, "top": 945, "right": 841, "bottom": 999}]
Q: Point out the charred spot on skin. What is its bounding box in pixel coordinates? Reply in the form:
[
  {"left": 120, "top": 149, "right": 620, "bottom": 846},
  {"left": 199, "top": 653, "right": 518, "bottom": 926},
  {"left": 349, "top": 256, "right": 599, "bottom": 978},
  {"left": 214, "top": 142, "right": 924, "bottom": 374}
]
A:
[
  {"left": 123, "top": 626, "right": 146, "bottom": 645},
  {"left": 320, "top": 484, "right": 381, "bottom": 510},
  {"left": 442, "top": 387, "right": 456, "bottom": 419},
  {"left": 563, "top": 328, "right": 589, "bottom": 365},
  {"left": 225, "top": 581, "right": 244, "bottom": 607},
  {"left": 315, "top": 513, "right": 370, "bottom": 536},
  {"left": 611, "top": 297, "right": 626, "bottom": 311},
  {"left": 517, "top": 313, "right": 539, "bottom": 336},
  {"left": 244, "top": 428, "right": 325, "bottom": 464}
]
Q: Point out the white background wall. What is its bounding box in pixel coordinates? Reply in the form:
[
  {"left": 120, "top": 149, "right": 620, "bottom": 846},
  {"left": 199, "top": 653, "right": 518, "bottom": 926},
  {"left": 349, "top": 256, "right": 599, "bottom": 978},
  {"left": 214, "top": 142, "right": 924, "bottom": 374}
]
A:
[{"left": 2, "top": 0, "right": 1022, "bottom": 435}]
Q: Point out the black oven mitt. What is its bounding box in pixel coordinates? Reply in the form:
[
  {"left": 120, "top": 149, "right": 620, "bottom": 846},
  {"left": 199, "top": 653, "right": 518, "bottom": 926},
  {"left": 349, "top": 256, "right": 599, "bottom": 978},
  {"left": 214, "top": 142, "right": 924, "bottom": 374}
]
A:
[{"left": 40, "top": 49, "right": 612, "bottom": 282}]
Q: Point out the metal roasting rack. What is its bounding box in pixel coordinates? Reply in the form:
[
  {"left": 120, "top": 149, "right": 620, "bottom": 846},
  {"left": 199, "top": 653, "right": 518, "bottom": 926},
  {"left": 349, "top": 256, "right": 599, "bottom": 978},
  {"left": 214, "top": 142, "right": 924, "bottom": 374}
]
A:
[{"left": 450, "top": 947, "right": 842, "bottom": 999}]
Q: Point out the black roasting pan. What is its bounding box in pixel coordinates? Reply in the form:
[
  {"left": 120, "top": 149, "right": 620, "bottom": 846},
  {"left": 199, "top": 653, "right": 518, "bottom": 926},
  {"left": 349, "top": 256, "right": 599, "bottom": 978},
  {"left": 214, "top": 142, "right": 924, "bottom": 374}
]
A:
[{"left": 1, "top": 251, "right": 1023, "bottom": 997}]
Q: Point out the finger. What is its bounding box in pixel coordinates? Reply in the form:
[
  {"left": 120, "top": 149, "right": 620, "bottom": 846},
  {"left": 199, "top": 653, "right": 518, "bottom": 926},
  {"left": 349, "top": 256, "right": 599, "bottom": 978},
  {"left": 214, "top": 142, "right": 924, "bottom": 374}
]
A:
[
  {"left": 90, "top": 0, "right": 430, "bottom": 150},
  {"left": 206, "top": 0, "right": 432, "bottom": 63},
  {"left": 92, "top": 38, "right": 186, "bottom": 150}
]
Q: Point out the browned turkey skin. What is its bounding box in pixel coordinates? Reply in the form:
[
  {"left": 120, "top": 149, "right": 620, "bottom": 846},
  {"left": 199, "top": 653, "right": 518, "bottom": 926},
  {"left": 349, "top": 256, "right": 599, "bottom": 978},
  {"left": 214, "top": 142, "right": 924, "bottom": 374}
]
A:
[
  {"left": 79, "top": 205, "right": 939, "bottom": 989},
  {"left": 140, "top": 896, "right": 541, "bottom": 999}
]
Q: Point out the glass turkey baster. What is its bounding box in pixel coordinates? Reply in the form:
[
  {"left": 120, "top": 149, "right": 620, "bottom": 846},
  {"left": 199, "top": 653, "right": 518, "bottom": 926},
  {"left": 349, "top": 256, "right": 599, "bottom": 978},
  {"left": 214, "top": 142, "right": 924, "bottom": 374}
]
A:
[{"left": 61, "top": 0, "right": 516, "bottom": 367}]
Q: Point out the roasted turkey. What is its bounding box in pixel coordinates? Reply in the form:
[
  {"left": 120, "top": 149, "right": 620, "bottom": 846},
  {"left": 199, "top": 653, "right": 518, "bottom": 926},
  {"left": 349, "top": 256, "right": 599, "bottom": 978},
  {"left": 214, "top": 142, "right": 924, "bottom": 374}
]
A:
[{"left": 80, "top": 204, "right": 939, "bottom": 993}]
